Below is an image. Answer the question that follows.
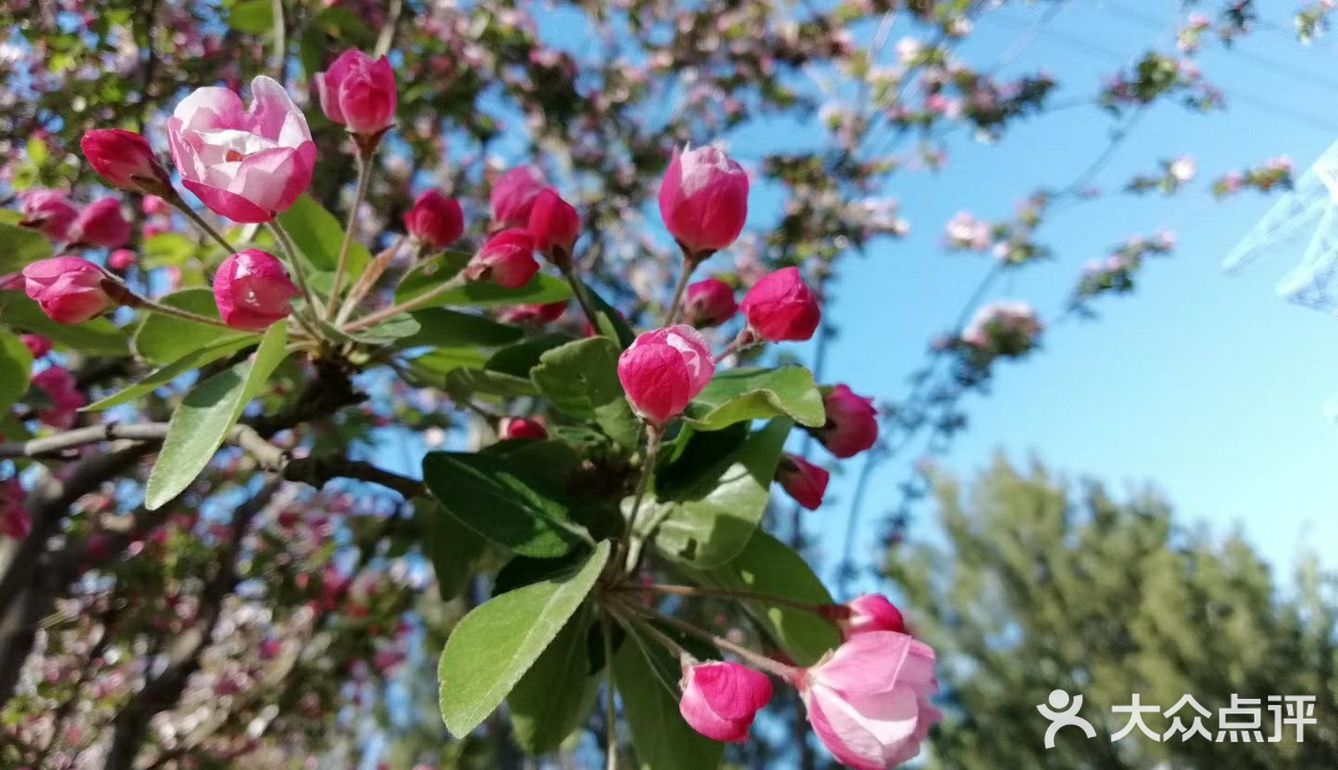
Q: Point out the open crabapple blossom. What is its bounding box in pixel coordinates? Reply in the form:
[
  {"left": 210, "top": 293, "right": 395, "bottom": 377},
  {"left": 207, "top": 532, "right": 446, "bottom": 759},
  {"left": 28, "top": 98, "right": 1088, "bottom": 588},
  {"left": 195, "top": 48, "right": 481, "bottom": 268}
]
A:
[
  {"left": 67, "top": 198, "right": 131, "bottom": 249},
  {"left": 658, "top": 144, "right": 749, "bottom": 258},
  {"left": 18, "top": 190, "right": 78, "bottom": 241},
  {"left": 167, "top": 76, "right": 316, "bottom": 223},
  {"left": 682, "top": 277, "right": 738, "bottom": 328},
  {"left": 776, "top": 452, "right": 830, "bottom": 510},
  {"left": 21, "top": 256, "right": 118, "bottom": 324},
  {"left": 815, "top": 384, "right": 879, "bottom": 458},
  {"left": 740, "top": 266, "right": 822, "bottom": 342},
  {"left": 466, "top": 229, "right": 540, "bottom": 289},
  {"left": 489, "top": 165, "right": 547, "bottom": 229},
  {"left": 617, "top": 325, "right": 715, "bottom": 425},
  {"left": 403, "top": 189, "right": 465, "bottom": 250},
  {"left": 798, "top": 632, "right": 941, "bottom": 770},
  {"left": 211, "top": 249, "right": 298, "bottom": 330},
  {"left": 678, "top": 659, "right": 774, "bottom": 743},
  {"left": 315, "top": 49, "right": 397, "bottom": 137}
]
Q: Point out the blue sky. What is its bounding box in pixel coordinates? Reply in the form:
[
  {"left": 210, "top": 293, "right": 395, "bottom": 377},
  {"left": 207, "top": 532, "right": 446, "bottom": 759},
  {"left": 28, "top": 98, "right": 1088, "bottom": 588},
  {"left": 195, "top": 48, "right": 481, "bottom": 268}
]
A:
[
  {"left": 798, "top": 1, "right": 1338, "bottom": 584},
  {"left": 480, "top": 2, "right": 1338, "bottom": 584}
]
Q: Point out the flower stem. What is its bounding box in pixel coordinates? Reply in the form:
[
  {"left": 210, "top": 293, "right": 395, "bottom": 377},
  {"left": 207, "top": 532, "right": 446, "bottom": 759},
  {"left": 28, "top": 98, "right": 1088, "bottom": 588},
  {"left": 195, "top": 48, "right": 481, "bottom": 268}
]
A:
[
  {"left": 168, "top": 195, "right": 235, "bottom": 255},
  {"left": 621, "top": 423, "right": 664, "bottom": 571},
  {"left": 342, "top": 271, "right": 468, "bottom": 332},
  {"left": 618, "top": 599, "right": 799, "bottom": 680},
  {"left": 663, "top": 261, "right": 695, "bottom": 326},
  {"left": 714, "top": 328, "right": 759, "bottom": 364},
  {"left": 336, "top": 235, "right": 405, "bottom": 326},
  {"left": 563, "top": 269, "right": 604, "bottom": 333},
  {"left": 616, "top": 583, "right": 837, "bottom": 618},
  {"left": 326, "top": 142, "right": 375, "bottom": 321},
  {"left": 602, "top": 614, "right": 619, "bottom": 770},
  {"left": 267, "top": 220, "right": 325, "bottom": 320},
  {"left": 138, "top": 298, "right": 237, "bottom": 331}
]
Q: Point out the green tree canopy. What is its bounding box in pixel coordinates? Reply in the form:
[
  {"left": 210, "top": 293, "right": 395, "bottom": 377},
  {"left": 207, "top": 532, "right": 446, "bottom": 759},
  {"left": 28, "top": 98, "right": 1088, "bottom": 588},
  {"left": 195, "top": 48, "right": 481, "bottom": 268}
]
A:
[{"left": 891, "top": 456, "right": 1338, "bottom": 769}]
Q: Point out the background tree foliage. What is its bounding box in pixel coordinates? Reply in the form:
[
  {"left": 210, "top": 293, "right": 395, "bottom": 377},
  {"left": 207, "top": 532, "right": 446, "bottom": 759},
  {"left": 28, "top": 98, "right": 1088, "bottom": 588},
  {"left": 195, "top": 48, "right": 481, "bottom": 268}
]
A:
[{"left": 893, "top": 457, "right": 1338, "bottom": 769}]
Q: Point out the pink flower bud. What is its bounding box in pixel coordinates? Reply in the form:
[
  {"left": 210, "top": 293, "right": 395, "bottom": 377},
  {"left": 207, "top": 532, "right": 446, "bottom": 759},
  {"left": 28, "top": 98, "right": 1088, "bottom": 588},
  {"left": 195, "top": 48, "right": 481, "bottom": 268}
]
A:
[
  {"left": 212, "top": 249, "right": 298, "bottom": 331},
  {"left": 22, "top": 257, "right": 117, "bottom": 324},
  {"left": 80, "top": 129, "right": 173, "bottom": 195},
  {"left": 799, "top": 632, "right": 940, "bottom": 770},
  {"left": 19, "top": 190, "right": 79, "bottom": 241},
  {"left": 678, "top": 659, "right": 773, "bottom": 743},
  {"left": 499, "top": 417, "right": 547, "bottom": 440},
  {"left": 840, "top": 595, "right": 907, "bottom": 638},
  {"left": 67, "top": 198, "right": 131, "bottom": 249},
  {"left": 683, "top": 277, "right": 738, "bottom": 328},
  {"left": 20, "top": 334, "right": 52, "bottom": 358},
  {"left": 497, "top": 301, "right": 567, "bottom": 326},
  {"left": 466, "top": 229, "right": 539, "bottom": 289},
  {"left": 815, "top": 384, "right": 878, "bottom": 458},
  {"left": 490, "top": 166, "right": 547, "bottom": 229},
  {"left": 617, "top": 325, "right": 714, "bottom": 424},
  {"left": 0, "top": 478, "right": 30, "bottom": 540},
  {"left": 315, "top": 49, "right": 397, "bottom": 136},
  {"left": 31, "top": 366, "right": 86, "bottom": 429},
  {"left": 776, "top": 453, "right": 829, "bottom": 510},
  {"left": 107, "top": 248, "right": 137, "bottom": 272},
  {"left": 659, "top": 145, "right": 749, "bottom": 257},
  {"left": 527, "top": 189, "right": 581, "bottom": 266},
  {"left": 740, "top": 267, "right": 821, "bottom": 342},
  {"left": 404, "top": 190, "right": 464, "bottom": 250}
]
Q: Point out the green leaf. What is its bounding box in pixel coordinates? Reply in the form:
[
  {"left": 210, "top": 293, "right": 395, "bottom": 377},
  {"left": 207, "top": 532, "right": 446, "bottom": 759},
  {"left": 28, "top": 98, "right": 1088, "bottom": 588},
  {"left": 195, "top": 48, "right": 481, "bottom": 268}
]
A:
[
  {"left": 444, "top": 367, "right": 538, "bottom": 399},
  {"left": 507, "top": 605, "right": 601, "bottom": 754},
  {"left": 397, "top": 252, "right": 571, "bottom": 309},
  {"left": 144, "top": 324, "right": 288, "bottom": 510},
  {"left": 0, "top": 290, "right": 129, "bottom": 357},
  {"left": 650, "top": 419, "right": 791, "bottom": 568},
  {"left": 396, "top": 308, "right": 524, "bottom": 349},
  {"left": 141, "top": 233, "right": 198, "bottom": 269},
  {"left": 274, "top": 194, "right": 371, "bottom": 278},
  {"left": 226, "top": 0, "right": 274, "bottom": 33},
  {"left": 615, "top": 629, "right": 724, "bottom": 770},
  {"left": 421, "top": 452, "right": 587, "bottom": 558},
  {"left": 84, "top": 336, "right": 259, "bottom": 412},
  {"left": 347, "top": 313, "right": 420, "bottom": 345},
  {"left": 0, "top": 221, "right": 54, "bottom": 273},
  {"left": 581, "top": 281, "right": 636, "bottom": 349},
  {"left": 437, "top": 540, "right": 610, "bottom": 736},
  {"left": 133, "top": 289, "right": 256, "bottom": 365},
  {"left": 531, "top": 337, "right": 639, "bottom": 449},
  {"left": 0, "top": 330, "right": 33, "bottom": 415},
  {"left": 486, "top": 333, "right": 574, "bottom": 378},
  {"left": 403, "top": 348, "right": 489, "bottom": 388},
  {"left": 416, "top": 498, "right": 489, "bottom": 602},
  {"left": 689, "top": 530, "right": 840, "bottom": 665},
  {"left": 683, "top": 367, "right": 825, "bottom": 431},
  {"left": 483, "top": 439, "right": 581, "bottom": 490}
]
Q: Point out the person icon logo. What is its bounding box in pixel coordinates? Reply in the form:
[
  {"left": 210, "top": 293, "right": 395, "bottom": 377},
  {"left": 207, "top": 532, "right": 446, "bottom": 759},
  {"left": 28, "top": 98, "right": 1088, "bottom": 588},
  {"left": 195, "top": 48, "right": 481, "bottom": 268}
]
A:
[{"left": 1037, "top": 689, "right": 1097, "bottom": 749}]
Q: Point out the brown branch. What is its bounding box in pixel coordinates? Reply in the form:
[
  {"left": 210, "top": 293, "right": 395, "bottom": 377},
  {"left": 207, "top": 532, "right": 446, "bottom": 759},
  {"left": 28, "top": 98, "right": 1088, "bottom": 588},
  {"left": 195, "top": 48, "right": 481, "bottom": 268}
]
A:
[{"left": 102, "top": 482, "right": 278, "bottom": 770}]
